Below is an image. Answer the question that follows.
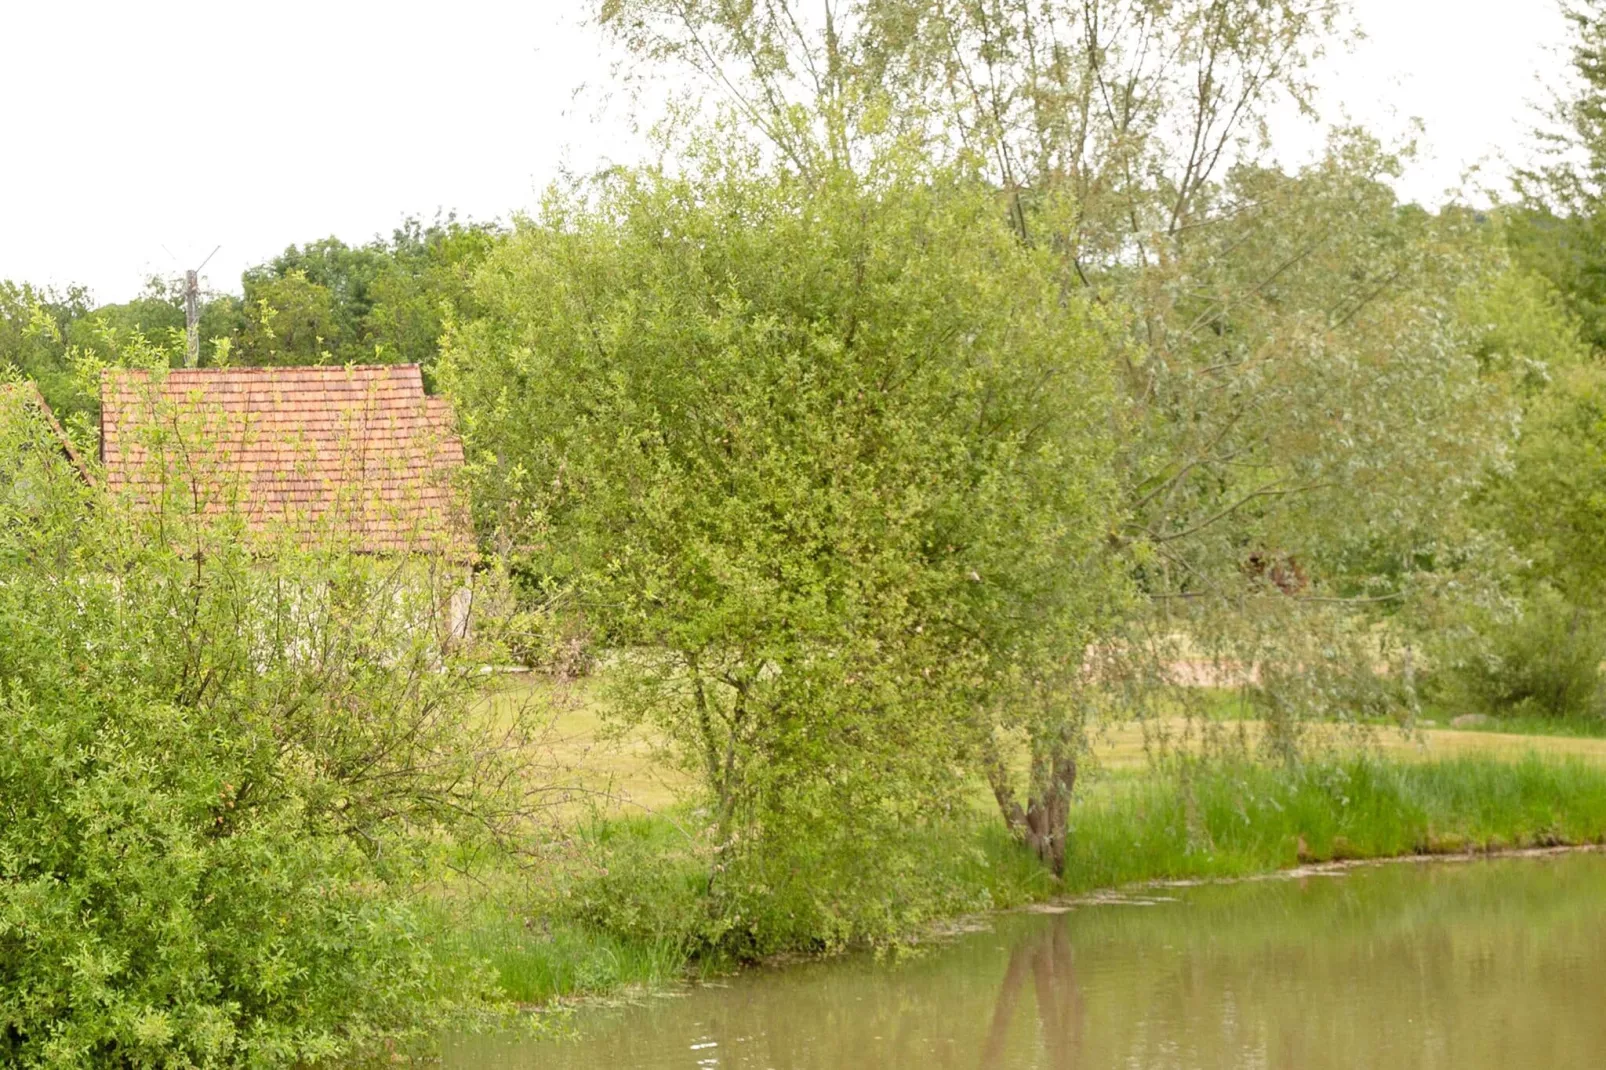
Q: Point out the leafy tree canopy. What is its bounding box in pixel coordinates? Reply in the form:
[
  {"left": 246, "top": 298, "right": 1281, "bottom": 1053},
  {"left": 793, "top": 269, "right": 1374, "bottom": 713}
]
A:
[{"left": 443, "top": 133, "right": 1127, "bottom": 895}]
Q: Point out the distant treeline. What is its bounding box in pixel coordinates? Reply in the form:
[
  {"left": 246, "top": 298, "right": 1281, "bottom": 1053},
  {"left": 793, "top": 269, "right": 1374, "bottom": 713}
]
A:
[{"left": 0, "top": 215, "right": 501, "bottom": 420}]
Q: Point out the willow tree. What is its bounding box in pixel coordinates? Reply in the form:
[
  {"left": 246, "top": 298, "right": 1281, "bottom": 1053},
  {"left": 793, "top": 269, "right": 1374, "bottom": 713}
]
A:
[
  {"left": 442, "top": 138, "right": 1123, "bottom": 898},
  {"left": 593, "top": 0, "right": 1521, "bottom": 853},
  {"left": 1511, "top": 0, "right": 1606, "bottom": 350}
]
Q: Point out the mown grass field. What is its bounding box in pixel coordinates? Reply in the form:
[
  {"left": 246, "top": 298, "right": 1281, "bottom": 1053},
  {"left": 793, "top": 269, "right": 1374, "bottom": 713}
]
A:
[{"left": 485, "top": 676, "right": 1606, "bottom": 817}]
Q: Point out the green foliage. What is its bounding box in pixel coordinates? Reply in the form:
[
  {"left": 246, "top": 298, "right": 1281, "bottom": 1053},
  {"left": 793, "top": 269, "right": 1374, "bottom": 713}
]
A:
[
  {"left": 63, "top": 278, "right": 246, "bottom": 369},
  {"left": 6, "top": 9, "right": 1606, "bottom": 1039},
  {"left": 237, "top": 265, "right": 346, "bottom": 365},
  {"left": 443, "top": 137, "right": 1125, "bottom": 939},
  {"left": 429, "top": 903, "right": 689, "bottom": 1005},
  {"left": 1451, "top": 3, "right": 1606, "bottom": 720},
  {"left": 435, "top": 805, "right": 1061, "bottom": 1002},
  {"left": 1505, "top": 208, "right": 1606, "bottom": 352},
  {"left": 558, "top": 808, "right": 1018, "bottom": 959},
  {"left": 0, "top": 277, "right": 252, "bottom": 421},
  {"left": 595, "top": 0, "right": 1528, "bottom": 841},
  {"left": 1446, "top": 316, "right": 1606, "bottom": 722},
  {"left": 1433, "top": 590, "right": 1606, "bottom": 723},
  {"left": 1, "top": 215, "right": 501, "bottom": 429},
  {"left": 1122, "top": 143, "right": 1514, "bottom": 600},
  {"left": 559, "top": 817, "right": 711, "bottom": 953},
  {"left": 0, "top": 282, "right": 95, "bottom": 421},
  {"left": 1460, "top": 245, "right": 1588, "bottom": 388},
  {"left": 0, "top": 695, "right": 470, "bottom": 1067},
  {"left": 0, "top": 367, "right": 541, "bottom": 1065},
  {"left": 435, "top": 753, "right": 1606, "bottom": 1009},
  {"left": 1490, "top": 363, "right": 1606, "bottom": 599},
  {"left": 1513, "top": 1, "right": 1606, "bottom": 349},
  {"left": 237, "top": 217, "right": 501, "bottom": 372},
  {"left": 1061, "top": 755, "right": 1606, "bottom": 889}
]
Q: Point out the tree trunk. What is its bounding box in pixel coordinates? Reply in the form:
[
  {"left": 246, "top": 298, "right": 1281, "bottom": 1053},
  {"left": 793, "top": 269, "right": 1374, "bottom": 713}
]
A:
[{"left": 987, "top": 740, "right": 1078, "bottom": 877}]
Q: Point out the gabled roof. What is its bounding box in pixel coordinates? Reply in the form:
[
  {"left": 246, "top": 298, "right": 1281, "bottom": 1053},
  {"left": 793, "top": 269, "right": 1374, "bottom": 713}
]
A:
[
  {"left": 0, "top": 381, "right": 92, "bottom": 483},
  {"left": 100, "top": 364, "right": 469, "bottom": 556}
]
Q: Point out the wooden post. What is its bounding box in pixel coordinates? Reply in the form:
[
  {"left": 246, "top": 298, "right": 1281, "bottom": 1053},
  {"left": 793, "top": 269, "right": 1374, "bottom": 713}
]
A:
[{"left": 184, "top": 269, "right": 200, "bottom": 368}]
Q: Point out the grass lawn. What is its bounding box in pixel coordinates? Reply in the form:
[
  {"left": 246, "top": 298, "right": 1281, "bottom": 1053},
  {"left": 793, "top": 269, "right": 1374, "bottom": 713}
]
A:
[
  {"left": 484, "top": 676, "right": 1606, "bottom": 817},
  {"left": 484, "top": 674, "right": 689, "bottom": 814}
]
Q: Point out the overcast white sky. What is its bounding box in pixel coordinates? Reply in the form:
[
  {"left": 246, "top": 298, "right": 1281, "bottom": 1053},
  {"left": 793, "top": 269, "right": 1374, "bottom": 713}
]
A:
[{"left": 0, "top": 1, "right": 1573, "bottom": 304}]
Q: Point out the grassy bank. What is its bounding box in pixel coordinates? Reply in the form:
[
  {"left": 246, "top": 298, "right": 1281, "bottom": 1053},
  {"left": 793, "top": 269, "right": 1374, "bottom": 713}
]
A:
[{"left": 426, "top": 752, "right": 1606, "bottom": 1007}]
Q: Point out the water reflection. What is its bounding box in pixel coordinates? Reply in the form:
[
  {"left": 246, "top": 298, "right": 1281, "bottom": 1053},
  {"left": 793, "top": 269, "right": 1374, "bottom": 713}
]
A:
[
  {"left": 979, "top": 919, "right": 1082, "bottom": 1070},
  {"left": 449, "top": 852, "right": 1606, "bottom": 1069}
]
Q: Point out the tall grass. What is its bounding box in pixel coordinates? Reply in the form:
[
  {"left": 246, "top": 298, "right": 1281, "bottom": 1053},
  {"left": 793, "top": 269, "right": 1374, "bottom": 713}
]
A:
[
  {"left": 426, "top": 905, "right": 690, "bottom": 1005},
  {"left": 1062, "top": 755, "right": 1606, "bottom": 892},
  {"left": 434, "top": 755, "right": 1606, "bottom": 1006}
]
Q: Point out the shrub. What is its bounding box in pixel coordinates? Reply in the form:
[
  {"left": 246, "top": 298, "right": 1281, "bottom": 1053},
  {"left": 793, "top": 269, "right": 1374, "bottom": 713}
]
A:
[
  {"left": 0, "top": 694, "right": 474, "bottom": 1067},
  {"left": 0, "top": 373, "right": 542, "bottom": 1065},
  {"left": 1436, "top": 589, "right": 1606, "bottom": 722},
  {"left": 553, "top": 807, "right": 1051, "bottom": 963}
]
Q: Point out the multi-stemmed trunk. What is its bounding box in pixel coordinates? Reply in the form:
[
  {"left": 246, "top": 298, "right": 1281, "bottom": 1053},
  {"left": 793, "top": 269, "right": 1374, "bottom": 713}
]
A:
[{"left": 988, "top": 741, "right": 1079, "bottom": 877}]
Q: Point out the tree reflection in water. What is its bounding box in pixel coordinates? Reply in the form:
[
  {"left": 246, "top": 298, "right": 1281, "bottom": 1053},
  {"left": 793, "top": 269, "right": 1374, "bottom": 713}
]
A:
[{"left": 980, "top": 918, "right": 1083, "bottom": 1070}]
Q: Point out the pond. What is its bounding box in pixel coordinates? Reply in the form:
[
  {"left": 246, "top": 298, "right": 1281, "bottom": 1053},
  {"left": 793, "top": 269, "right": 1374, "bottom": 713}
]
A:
[{"left": 450, "top": 850, "right": 1606, "bottom": 1069}]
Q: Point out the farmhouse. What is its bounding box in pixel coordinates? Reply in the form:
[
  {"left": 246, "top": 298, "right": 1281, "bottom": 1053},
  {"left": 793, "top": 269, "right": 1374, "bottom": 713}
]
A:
[{"left": 98, "top": 363, "right": 469, "bottom": 557}]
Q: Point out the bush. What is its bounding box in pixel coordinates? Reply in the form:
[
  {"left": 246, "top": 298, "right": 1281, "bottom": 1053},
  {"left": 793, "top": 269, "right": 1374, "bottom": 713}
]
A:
[
  {"left": 554, "top": 805, "right": 1057, "bottom": 962},
  {"left": 1436, "top": 589, "right": 1606, "bottom": 722},
  {"left": 0, "top": 375, "right": 541, "bottom": 1065},
  {"left": 0, "top": 696, "right": 474, "bottom": 1067},
  {"left": 562, "top": 816, "right": 711, "bottom": 952}
]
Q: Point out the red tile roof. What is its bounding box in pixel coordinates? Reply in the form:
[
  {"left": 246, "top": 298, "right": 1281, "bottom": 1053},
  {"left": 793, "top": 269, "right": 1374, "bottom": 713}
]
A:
[{"left": 100, "top": 364, "right": 470, "bottom": 555}]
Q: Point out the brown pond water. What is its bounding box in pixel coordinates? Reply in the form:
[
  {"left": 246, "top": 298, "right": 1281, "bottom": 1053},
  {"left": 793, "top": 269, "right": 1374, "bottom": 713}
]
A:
[{"left": 449, "top": 851, "right": 1606, "bottom": 1069}]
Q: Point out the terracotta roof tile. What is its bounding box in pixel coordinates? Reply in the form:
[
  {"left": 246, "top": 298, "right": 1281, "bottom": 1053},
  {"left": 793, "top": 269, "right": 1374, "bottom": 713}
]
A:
[{"left": 100, "top": 364, "right": 470, "bottom": 556}]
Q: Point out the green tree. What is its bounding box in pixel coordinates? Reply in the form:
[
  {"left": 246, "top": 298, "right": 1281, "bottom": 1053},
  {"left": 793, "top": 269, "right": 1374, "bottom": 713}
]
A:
[
  {"left": 1513, "top": 1, "right": 1606, "bottom": 350},
  {"left": 237, "top": 264, "right": 349, "bottom": 365},
  {"left": 1498, "top": 365, "right": 1606, "bottom": 602},
  {"left": 365, "top": 217, "right": 503, "bottom": 378},
  {"left": 235, "top": 217, "right": 503, "bottom": 371},
  {"left": 442, "top": 139, "right": 1124, "bottom": 902},
  {"left": 66, "top": 276, "right": 245, "bottom": 369},
  {"left": 0, "top": 281, "right": 91, "bottom": 419},
  {"left": 2, "top": 274, "right": 250, "bottom": 422},
  {"left": 1426, "top": 0, "right": 1606, "bottom": 718},
  {"left": 1442, "top": 330, "right": 1606, "bottom": 722},
  {"left": 4, "top": 216, "right": 499, "bottom": 424},
  {"left": 0, "top": 340, "right": 546, "bottom": 1064},
  {"left": 595, "top": 0, "right": 1519, "bottom": 830}
]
